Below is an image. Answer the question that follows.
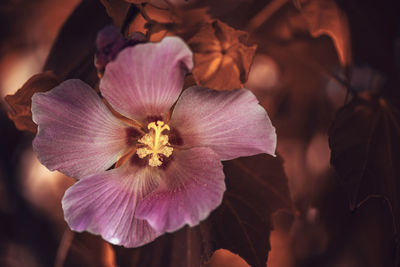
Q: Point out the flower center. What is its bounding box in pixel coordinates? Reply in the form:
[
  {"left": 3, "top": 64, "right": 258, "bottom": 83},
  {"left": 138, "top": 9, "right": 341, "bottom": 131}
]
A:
[{"left": 136, "top": 120, "right": 173, "bottom": 167}]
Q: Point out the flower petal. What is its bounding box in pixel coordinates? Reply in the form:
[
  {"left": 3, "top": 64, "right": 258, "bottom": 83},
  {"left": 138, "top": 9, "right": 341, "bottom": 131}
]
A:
[
  {"left": 62, "top": 163, "right": 161, "bottom": 248},
  {"left": 135, "top": 147, "right": 225, "bottom": 233},
  {"left": 100, "top": 36, "right": 193, "bottom": 121},
  {"left": 32, "top": 79, "right": 128, "bottom": 179},
  {"left": 170, "top": 86, "right": 277, "bottom": 160}
]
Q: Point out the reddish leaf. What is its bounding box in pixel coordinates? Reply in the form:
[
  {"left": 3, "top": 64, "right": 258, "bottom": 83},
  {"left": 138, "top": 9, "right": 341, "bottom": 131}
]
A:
[
  {"left": 295, "top": 0, "right": 352, "bottom": 70},
  {"left": 313, "top": 173, "right": 397, "bottom": 266},
  {"left": 114, "top": 154, "right": 292, "bottom": 267},
  {"left": 132, "top": 3, "right": 211, "bottom": 42},
  {"left": 4, "top": 72, "right": 60, "bottom": 133},
  {"left": 100, "top": 0, "right": 131, "bottom": 27},
  {"left": 5, "top": 0, "right": 117, "bottom": 134},
  {"left": 188, "top": 20, "right": 257, "bottom": 90},
  {"left": 127, "top": 0, "right": 202, "bottom": 5},
  {"left": 43, "top": 0, "right": 113, "bottom": 87},
  {"left": 65, "top": 232, "right": 116, "bottom": 267},
  {"left": 170, "top": 6, "right": 212, "bottom": 40},
  {"left": 125, "top": 0, "right": 149, "bottom": 4},
  {"left": 329, "top": 92, "right": 400, "bottom": 231}
]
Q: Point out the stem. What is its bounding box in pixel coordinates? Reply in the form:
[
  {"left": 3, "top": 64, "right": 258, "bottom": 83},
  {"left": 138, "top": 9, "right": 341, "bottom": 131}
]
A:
[
  {"left": 121, "top": 4, "right": 140, "bottom": 36},
  {"left": 54, "top": 228, "right": 74, "bottom": 267},
  {"left": 246, "top": 0, "right": 289, "bottom": 32}
]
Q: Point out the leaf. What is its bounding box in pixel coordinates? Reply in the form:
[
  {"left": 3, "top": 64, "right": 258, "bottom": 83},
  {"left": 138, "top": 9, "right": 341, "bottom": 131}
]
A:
[
  {"left": 126, "top": 0, "right": 201, "bottom": 9},
  {"left": 295, "top": 0, "right": 352, "bottom": 70},
  {"left": 125, "top": 0, "right": 149, "bottom": 3},
  {"left": 43, "top": 0, "right": 112, "bottom": 87},
  {"left": 170, "top": 6, "right": 212, "bottom": 40},
  {"left": 329, "top": 92, "right": 400, "bottom": 232},
  {"left": 100, "top": 0, "right": 131, "bottom": 27},
  {"left": 134, "top": 3, "right": 211, "bottom": 42},
  {"left": 65, "top": 232, "right": 117, "bottom": 267},
  {"left": 188, "top": 20, "right": 257, "bottom": 90},
  {"left": 4, "top": 72, "right": 60, "bottom": 133},
  {"left": 313, "top": 173, "right": 398, "bottom": 266},
  {"left": 114, "top": 154, "right": 292, "bottom": 267}
]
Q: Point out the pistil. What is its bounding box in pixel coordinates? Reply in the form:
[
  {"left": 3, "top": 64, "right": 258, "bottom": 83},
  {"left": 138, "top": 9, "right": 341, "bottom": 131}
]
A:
[{"left": 136, "top": 121, "right": 173, "bottom": 167}]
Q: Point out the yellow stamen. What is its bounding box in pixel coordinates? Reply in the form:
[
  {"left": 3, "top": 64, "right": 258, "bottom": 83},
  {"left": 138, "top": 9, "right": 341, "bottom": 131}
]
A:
[{"left": 136, "top": 121, "right": 173, "bottom": 167}]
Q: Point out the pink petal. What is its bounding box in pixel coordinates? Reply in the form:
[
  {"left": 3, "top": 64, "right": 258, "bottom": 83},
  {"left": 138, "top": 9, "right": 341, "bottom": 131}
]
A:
[
  {"left": 32, "top": 79, "right": 128, "bottom": 179},
  {"left": 135, "top": 147, "right": 225, "bottom": 233},
  {"left": 62, "top": 163, "right": 161, "bottom": 248},
  {"left": 170, "top": 86, "right": 277, "bottom": 160},
  {"left": 100, "top": 37, "right": 193, "bottom": 121}
]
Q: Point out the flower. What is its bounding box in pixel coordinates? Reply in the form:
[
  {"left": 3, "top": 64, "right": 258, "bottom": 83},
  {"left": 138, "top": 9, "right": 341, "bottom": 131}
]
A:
[
  {"left": 95, "top": 25, "right": 147, "bottom": 74},
  {"left": 31, "top": 37, "right": 277, "bottom": 247}
]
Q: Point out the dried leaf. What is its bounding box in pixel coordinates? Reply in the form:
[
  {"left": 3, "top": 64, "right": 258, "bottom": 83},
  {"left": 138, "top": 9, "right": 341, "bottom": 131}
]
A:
[
  {"left": 127, "top": 0, "right": 201, "bottom": 9},
  {"left": 125, "top": 0, "right": 149, "bottom": 3},
  {"left": 100, "top": 0, "right": 131, "bottom": 27},
  {"left": 188, "top": 20, "right": 257, "bottom": 90},
  {"left": 114, "top": 154, "right": 292, "bottom": 267},
  {"left": 4, "top": 72, "right": 60, "bottom": 133},
  {"left": 134, "top": 4, "right": 211, "bottom": 42},
  {"left": 171, "top": 6, "right": 211, "bottom": 40},
  {"left": 329, "top": 92, "right": 400, "bottom": 231},
  {"left": 296, "top": 0, "right": 352, "bottom": 70}
]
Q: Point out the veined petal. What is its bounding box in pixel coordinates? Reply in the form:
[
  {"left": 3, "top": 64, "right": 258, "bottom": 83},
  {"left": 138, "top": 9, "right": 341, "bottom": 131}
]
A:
[
  {"left": 170, "top": 87, "right": 276, "bottom": 160},
  {"left": 62, "top": 163, "right": 161, "bottom": 248},
  {"left": 100, "top": 37, "right": 193, "bottom": 121},
  {"left": 170, "top": 86, "right": 277, "bottom": 160},
  {"left": 135, "top": 147, "right": 225, "bottom": 233},
  {"left": 32, "top": 79, "right": 128, "bottom": 179}
]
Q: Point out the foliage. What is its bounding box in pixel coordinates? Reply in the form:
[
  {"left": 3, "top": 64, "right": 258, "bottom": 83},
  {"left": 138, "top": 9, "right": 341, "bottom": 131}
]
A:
[{"left": 1, "top": 0, "right": 399, "bottom": 266}]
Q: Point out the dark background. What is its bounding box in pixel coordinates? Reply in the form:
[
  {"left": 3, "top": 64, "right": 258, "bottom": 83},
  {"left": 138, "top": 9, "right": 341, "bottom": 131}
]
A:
[{"left": 0, "top": 0, "right": 399, "bottom": 266}]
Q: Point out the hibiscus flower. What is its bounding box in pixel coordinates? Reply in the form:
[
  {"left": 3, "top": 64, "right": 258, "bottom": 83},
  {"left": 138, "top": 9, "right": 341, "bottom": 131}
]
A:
[{"left": 31, "top": 36, "right": 276, "bottom": 247}]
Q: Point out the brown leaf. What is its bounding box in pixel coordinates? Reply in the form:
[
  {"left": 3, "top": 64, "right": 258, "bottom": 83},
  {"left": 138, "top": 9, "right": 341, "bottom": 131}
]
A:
[
  {"left": 296, "top": 0, "right": 352, "bottom": 70},
  {"left": 64, "top": 232, "right": 117, "bottom": 267},
  {"left": 188, "top": 20, "right": 257, "bottom": 90},
  {"left": 44, "top": 0, "right": 113, "bottom": 86},
  {"left": 125, "top": 0, "right": 149, "bottom": 3},
  {"left": 114, "top": 154, "right": 292, "bottom": 267},
  {"left": 100, "top": 0, "right": 131, "bottom": 27},
  {"left": 329, "top": 92, "right": 400, "bottom": 232},
  {"left": 313, "top": 173, "right": 398, "bottom": 266},
  {"left": 4, "top": 72, "right": 60, "bottom": 133},
  {"left": 130, "top": 0, "right": 204, "bottom": 10},
  {"left": 170, "top": 6, "right": 212, "bottom": 40},
  {"left": 131, "top": 3, "right": 211, "bottom": 42},
  {"left": 6, "top": 0, "right": 119, "bottom": 133}
]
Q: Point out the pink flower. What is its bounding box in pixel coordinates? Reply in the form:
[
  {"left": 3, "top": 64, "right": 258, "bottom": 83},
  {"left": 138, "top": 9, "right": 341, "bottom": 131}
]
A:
[{"left": 31, "top": 37, "right": 276, "bottom": 247}]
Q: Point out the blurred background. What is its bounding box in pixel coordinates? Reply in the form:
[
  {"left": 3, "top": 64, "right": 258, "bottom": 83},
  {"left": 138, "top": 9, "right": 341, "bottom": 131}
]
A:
[{"left": 0, "top": 0, "right": 399, "bottom": 266}]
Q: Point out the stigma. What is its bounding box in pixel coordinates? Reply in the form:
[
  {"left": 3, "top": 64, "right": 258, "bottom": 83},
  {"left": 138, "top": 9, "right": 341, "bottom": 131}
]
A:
[{"left": 136, "top": 121, "right": 173, "bottom": 167}]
